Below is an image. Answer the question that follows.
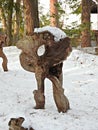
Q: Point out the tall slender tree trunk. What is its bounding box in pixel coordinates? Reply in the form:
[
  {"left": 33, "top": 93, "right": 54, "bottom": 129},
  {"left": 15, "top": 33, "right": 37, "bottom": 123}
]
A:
[
  {"left": 14, "top": 0, "right": 21, "bottom": 43},
  {"left": 0, "top": 8, "right": 7, "bottom": 34},
  {"left": 2, "top": 15, "right": 7, "bottom": 34},
  {"left": 23, "top": 0, "right": 39, "bottom": 35},
  {"left": 81, "top": 0, "right": 92, "bottom": 47},
  {"left": 33, "top": 0, "right": 39, "bottom": 28},
  {"left": 7, "top": 0, "right": 14, "bottom": 46},
  {"left": 50, "top": 0, "right": 59, "bottom": 27},
  {"left": 23, "top": 0, "right": 34, "bottom": 35}
]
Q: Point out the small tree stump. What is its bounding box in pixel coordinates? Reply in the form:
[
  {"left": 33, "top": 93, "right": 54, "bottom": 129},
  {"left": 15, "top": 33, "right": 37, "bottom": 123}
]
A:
[
  {"left": 16, "top": 28, "right": 72, "bottom": 113},
  {"left": 8, "top": 117, "right": 34, "bottom": 130},
  {"left": 0, "top": 34, "right": 8, "bottom": 71},
  {"left": 8, "top": 117, "right": 27, "bottom": 130}
]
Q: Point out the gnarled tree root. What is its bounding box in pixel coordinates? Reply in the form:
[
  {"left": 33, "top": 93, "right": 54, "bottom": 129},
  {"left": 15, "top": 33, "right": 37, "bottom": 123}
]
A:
[
  {"left": 0, "top": 49, "right": 8, "bottom": 71},
  {"left": 49, "top": 75, "right": 70, "bottom": 113},
  {"left": 33, "top": 90, "right": 45, "bottom": 109}
]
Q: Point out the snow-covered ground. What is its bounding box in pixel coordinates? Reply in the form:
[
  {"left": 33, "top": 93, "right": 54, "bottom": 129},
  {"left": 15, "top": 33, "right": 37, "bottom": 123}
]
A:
[{"left": 0, "top": 46, "right": 98, "bottom": 130}]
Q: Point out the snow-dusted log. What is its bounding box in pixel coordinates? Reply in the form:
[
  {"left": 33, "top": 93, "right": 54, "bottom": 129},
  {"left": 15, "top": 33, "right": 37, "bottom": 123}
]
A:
[{"left": 16, "top": 27, "right": 72, "bottom": 113}]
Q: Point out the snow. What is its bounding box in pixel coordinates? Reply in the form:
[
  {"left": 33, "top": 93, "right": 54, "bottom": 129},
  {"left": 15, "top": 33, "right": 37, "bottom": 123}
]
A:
[
  {"left": 0, "top": 46, "right": 98, "bottom": 130},
  {"left": 37, "top": 44, "right": 45, "bottom": 56},
  {"left": 34, "top": 26, "right": 66, "bottom": 42}
]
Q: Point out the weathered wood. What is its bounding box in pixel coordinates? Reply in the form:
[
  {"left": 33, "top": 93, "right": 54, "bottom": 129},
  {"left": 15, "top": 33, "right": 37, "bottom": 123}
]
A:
[
  {"left": 16, "top": 30, "right": 72, "bottom": 112},
  {"left": 19, "top": 52, "right": 35, "bottom": 72},
  {"left": 0, "top": 34, "right": 8, "bottom": 71},
  {"left": 48, "top": 75, "right": 70, "bottom": 112},
  {"left": 33, "top": 90, "right": 45, "bottom": 109},
  {"left": 8, "top": 117, "right": 34, "bottom": 130},
  {"left": 8, "top": 117, "right": 27, "bottom": 130}
]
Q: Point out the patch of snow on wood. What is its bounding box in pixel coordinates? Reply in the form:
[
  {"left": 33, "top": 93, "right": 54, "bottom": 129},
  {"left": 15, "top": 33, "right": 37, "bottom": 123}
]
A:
[{"left": 34, "top": 26, "right": 66, "bottom": 42}]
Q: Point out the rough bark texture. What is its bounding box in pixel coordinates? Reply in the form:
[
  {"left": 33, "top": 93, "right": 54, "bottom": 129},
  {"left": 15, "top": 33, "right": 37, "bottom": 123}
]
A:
[
  {"left": 23, "top": 0, "right": 39, "bottom": 35},
  {"left": 0, "top": 7, "right": 7, "bottom": 34},
  {"left": 0, "top": 34, "right": 8, "bottom": 71},
  {"left": 24, "top": 0, "right": 34, "bottom": 35},
  {"left": 49, "top": 75, "right": 70, "bottom": 112},
  {"left": 16, "top": 31, "right": 72, "bottom": 113},
  {"left": 32, "top": 0, "right": 39, "bottom": 28},
  {"left": 7, "top": 0, "right": 14, "bottom": 46},
  {"left": 14, "top": 0, "right": 21, "bottom": 43},
  {"left": 50, "top": 0, "right": 59, "bottom": 27},
  {"left": 81, "top": 0, "right": 92, "bottom": 47}
]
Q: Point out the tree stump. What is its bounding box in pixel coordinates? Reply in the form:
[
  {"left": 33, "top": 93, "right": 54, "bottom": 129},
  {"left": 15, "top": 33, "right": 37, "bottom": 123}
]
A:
[
  {"left": 0, "top": 34, "right": 8, "bottom": 71},
  {"left": 8, "top": 117, "right": 27, "bottom": 130},
  {"left": 16, "top": 28, "right": 72, "bottom": 113},
  {"left": 8, "top": 117, "right": 34, "bottom": 130}
]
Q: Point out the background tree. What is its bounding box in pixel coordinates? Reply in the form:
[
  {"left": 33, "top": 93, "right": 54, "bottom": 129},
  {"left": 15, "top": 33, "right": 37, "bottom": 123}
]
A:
[
  {"left": 23, "top": 0, "right": 39, "bottom": 35},
  {"left": 0, "top": 0, "right": 14, "bottom": 45},
  {"left": 38, "top": 2, "right": 50, "bottom": 27},
  {"left": 50, "top": 0, "right": 59, "bottom": 27},
  {"left": 14, "top": 0, "right": 21, "bottom": 43},
  {"left": 7, "top": 0, "right": 14, "bottom": 46},
  {"left": 81, "top": 0, "right": 92, "bottom": 47},
  {"left": 0, "top": 0, "right": 22, "bottom": 45},
  {"left": 39, "top": 1, "right": 65, "bottom": 28},
  {"left": 0, "top": 0, "right": 96, "bottom": 47},
  {"left": 66, "top": 0, "right": 94, "bottom": 47},
  {"left": 0, "top": 2, "right": 7, "bottom": 33},
  {"left": 33, "top": 0, "right": 39, "bottom": 28}
]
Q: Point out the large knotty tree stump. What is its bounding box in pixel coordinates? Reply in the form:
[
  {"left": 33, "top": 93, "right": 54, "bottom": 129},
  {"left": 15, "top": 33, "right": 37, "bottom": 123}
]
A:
[{"left": 16, "top": 29, "right": 72, "bottom": 113}]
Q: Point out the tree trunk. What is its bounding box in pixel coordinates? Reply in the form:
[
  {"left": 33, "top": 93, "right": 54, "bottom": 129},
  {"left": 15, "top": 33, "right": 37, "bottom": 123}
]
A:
[
  {"left": 23, "top": 0, "right": 34, "bottom": 35},
  {"left": 23, "top": 0, "right": 39, "bottom": 35},
  {"left": 32, "top": 0, "right": 39, "bottom": 28},
  {"left": 0, "top": 8, "right": 7, "bottom": 34},
  {"left": 14, "top": 0, "right": 21, "bottom": 43},
  {"left": 50, "top": 0, "right": 59, "bottom": 27},
  {"left": 7, "top": 0, "right": 14, "bottom": 46},
  {"left": 81, "top": 0, "right": 91, "bottom": 47}
]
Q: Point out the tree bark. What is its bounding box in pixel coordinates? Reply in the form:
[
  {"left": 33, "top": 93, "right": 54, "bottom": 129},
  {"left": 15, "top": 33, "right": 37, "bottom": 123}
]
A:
[
  {"left": 23, "top": 0, "right": 39, "bottom": 35},
  {"left": 50, "top": 0, "right": 59, "bottom": 27},
  {"left": 7, "top": 0, "right": 14, "bottom": 46},
  {"left": 32, "top": 0, "right": 39, "bottom": 28},
  {"left": 14, "top": 0, "right": 21, "bottom": 43},
  {"left": 0, "top": 8, "right": 7, "bottom": 34},
  {"left": 81, "top": 0, "right": 92, "bottom": 47},
  {"left": 48, "top": 75, "right": 70, "bottom": 112},
  {"left": 23, "top": 0, "right": 34, "bottom": 35}
]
